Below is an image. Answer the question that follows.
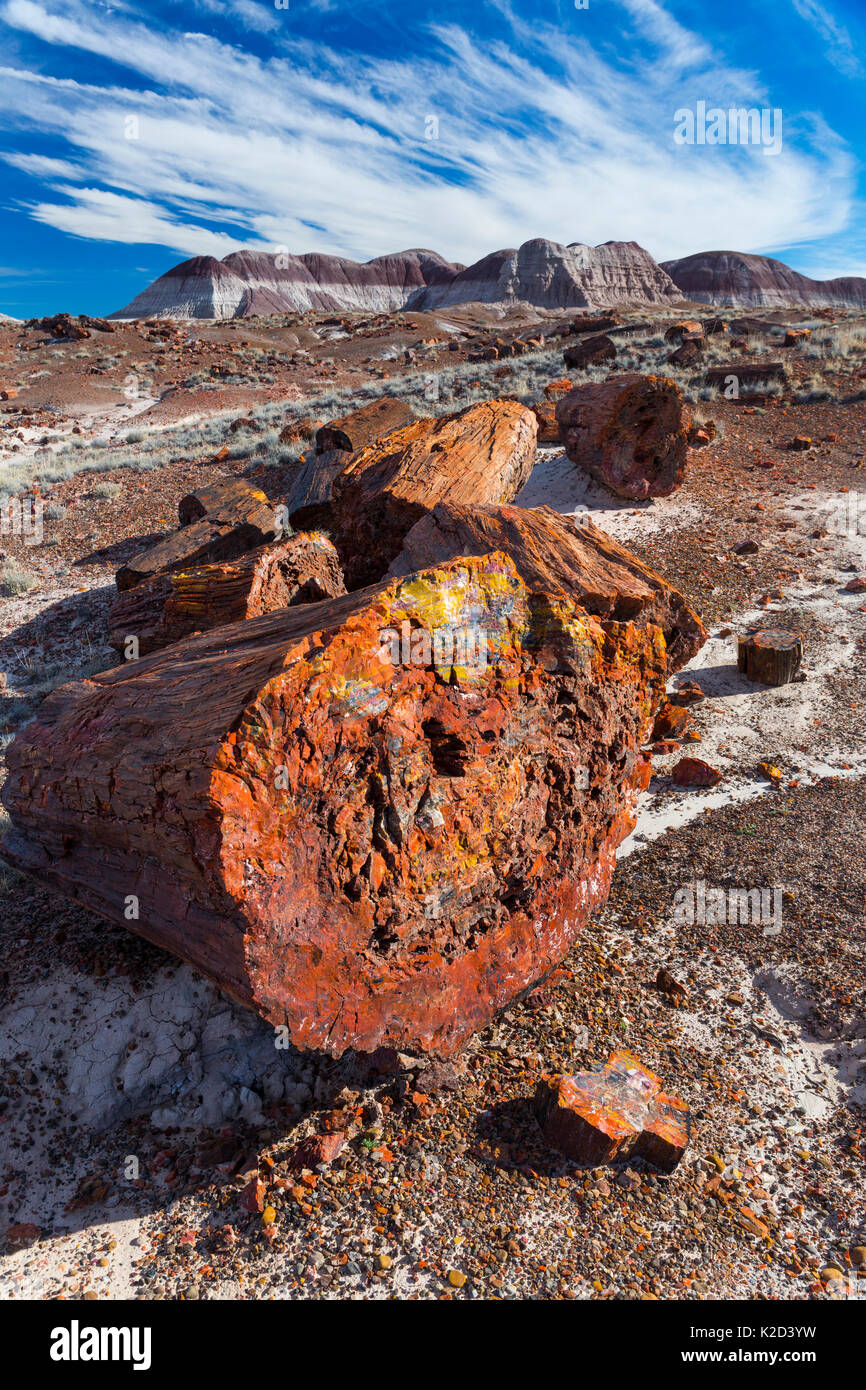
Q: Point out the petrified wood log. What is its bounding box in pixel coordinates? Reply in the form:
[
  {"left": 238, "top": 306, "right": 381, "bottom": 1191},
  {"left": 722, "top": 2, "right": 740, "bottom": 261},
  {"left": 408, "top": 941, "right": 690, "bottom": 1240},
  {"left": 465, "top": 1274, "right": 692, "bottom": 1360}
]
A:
[
  {"left": 1, "top": 553, "right": 666, "bottom": 1057},
  {"left": 737, "top": 628, "right": 802, "bottom": 686},
  {"left": 386, "top": 503, "right": 705, "bottom": 671},
  {"left": 531, "top": 400, "right": 560, "bottom": 443},
  {"left": 563, "top": 333, "right": 617, "bottom": 370},
  {"left": 332, "top": 399, "right": 538, "bottom": 588},
  {"left": 664, "top": 320, "right": 704, "bottom": 342},
  {"left": 284, "top": 448, "right": 351, "bottom": 529},
  {"left": 178, "top": 476, "right": 271, "bottom": 527},
  {"left": 705, "top": 361, "right": 786, "bottom": 391},
  {"left": 315, "top": 396, "right": 415, "bottom": 454},
  {"left": 116, "top": 493, "right": 281, "bottom": 592},
  {"left": 555, "top": 374, "right": 688, "bottom": 500},
  {"left": 108, "top": 533, "right": 346, "bottom": 655}
]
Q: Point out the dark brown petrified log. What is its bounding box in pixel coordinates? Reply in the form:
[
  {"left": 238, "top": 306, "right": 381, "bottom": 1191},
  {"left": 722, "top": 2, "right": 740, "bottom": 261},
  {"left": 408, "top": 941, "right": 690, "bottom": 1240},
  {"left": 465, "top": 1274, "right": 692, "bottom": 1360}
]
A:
[
  {"left": 737, "top": 628, "right": 803, "bottom": 686},
  {"left": 117, "top": 480, "right": 280, "bottom": 591},
  {"left": 386, "top": 503, "right": 705, "bottom": 671},
  {"left": 178, "top": 476, "right": 271, "bottom": 527},
  {"left": 332, "top": 399, "right": 538, "bottom": 588},
  {"left": 555, "top": 374, "right": 689, "bottom": 500},
  {"left": 705, "top": 361, "right": 787, "bottom": 391},
  {"left": 284, "top": 448, "right": 351, "bottom": 529},
  {"left": 108, "top": 533, "right": 346, "bottom": 655},
  {"left": 315, "top": 396, "right": 415, "bottom": 454},
  {"left": 563, "top": 333, "right": 617, "bottom": 370},
  {"left": 1, "top": 553, "right": 666, "bottom": 1057}
]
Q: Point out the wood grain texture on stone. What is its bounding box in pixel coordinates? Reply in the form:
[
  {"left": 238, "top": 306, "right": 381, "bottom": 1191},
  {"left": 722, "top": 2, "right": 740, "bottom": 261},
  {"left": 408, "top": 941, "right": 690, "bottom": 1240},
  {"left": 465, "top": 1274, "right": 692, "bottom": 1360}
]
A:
[
  {"left": 116, "top": 490, "right": 281, "bottom": 592},
  {"left": 108, "top": 533, "right": 346, "bottom": 655},
  {"left": 563, "top": 333, "right": 617, "bottom": 370},
  {"left": 178, "top": 475, "right": 273, "bottom": 528},
  {"left": 315, "top": 396, "right": 415, "bottom": 454},
  {"left": 385, "top": 503, "right": 705, "bottom": 671},
  {"left": 555, "top": 373, "right": 689, "bottom": 500},
  {"left": 1, "top": 553, "right": 666, "bottom": 1058},
  {"left": 332, "top": 399, "right": 538, "bottom": 587},
  {"left": 737, "top": 628, "right": 803, "bottom": 686}
]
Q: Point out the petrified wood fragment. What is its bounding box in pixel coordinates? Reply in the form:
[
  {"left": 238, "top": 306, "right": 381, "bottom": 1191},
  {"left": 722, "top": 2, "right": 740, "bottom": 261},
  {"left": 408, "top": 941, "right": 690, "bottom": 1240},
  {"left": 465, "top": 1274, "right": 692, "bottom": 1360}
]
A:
[
  {"left": 535, "top": 1050, "right": 690, "bottom": 1171},
  {"left": 117, "top": 480, "right": 280, "bottom": 591},
  {"left": 284, "top": 448, "right": 351, "bottom": 529},
  {"left": 555, "top": 374, "right": 688, "bottom": 500},
  {"left": 737, "top": 628, "right": 802, "bottom": 686},
  {"left": 2, "top": 553, "right": 666, "bottom": 1057},
  {"left": 563, "top": 333, "right": 617, "bottom": 370},
  {"left": 705, "top": 361, "right": 786, "bottom": 391},
  {"left": 332, "top": 399, "right": 538, "bottom": 587},
  {"left": 386, "top": 503, "right": 705, "bottom": 671},
  {"left": 108, "top": 533, "right": 345, "bottom": 655},
  {"left": 315, "top": 396, "right": 415, "bottom": 454}
]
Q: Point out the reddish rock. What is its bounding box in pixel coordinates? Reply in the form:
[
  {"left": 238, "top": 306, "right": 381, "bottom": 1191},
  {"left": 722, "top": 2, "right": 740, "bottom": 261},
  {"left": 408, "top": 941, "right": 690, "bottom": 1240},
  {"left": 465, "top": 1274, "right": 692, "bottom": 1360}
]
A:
[
  {"left": 790, "top": 435, "right": 812, "bottom": 451},
  {"left": 332, "top": 399, "right": 538, "bottom": 588},
  {"left": 664, "top": 320, "right": 704, "bottom": 342},
  {"left": 386, "top": 503, "right": 706, "bottom": 671},
  {"left": 843, "top": 576, "right": 866, "bottom": 593},
  {"left": 531, "top": 399, "right": 560, "bottom": 443},
  {"left": 651, "top": 702, "right": 690, "bottom": 740},
  {"left": 1, "top": 553, "right": 666, "bottom": 1058},
  {"left": 668, "top": 680, "right": 705, "bottom": 706},
  {"left": 4, "top": 1222, "right": 41, "bottom": 1251},
  {"left": 543, "top": 377, "right": 574, "bottom": 401},
  {"left": 279, "top": 415, "right": 322, "bottom": 446},
  {"left": 534, "top": 1049, "right": 690, "bottom": 1170},
  {"left": 555, "top": 374, "right": 689, "bottom": 500},
  {"left": 671, "top": 757, "right": 722, "bottom": 787},
  {"left": 108, "top": 533, "right": 346, "bottom": 655},
  {"left": 784, "top": 328, "right": 811, "bottom": 346},
  {"left": 286, "top": 1133, "right": 346, "bottom": 1169},
  {"left": 563, "top": 333, "right": 617, "bottom": 370}
]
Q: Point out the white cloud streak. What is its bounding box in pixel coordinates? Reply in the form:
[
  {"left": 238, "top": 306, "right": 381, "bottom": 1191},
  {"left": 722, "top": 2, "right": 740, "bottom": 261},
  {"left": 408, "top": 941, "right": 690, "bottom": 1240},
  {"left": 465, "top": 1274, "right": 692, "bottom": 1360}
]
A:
[{"left": 0, "top": 0, "right": 856, "bottom": 268}]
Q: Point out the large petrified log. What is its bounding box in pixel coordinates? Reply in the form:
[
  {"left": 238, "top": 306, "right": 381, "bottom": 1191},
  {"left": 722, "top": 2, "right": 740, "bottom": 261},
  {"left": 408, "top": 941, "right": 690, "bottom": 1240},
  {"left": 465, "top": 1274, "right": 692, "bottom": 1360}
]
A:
[
  {"left": 178, "top": 475, "right": 272, "bottom": 527},
  {"left": 118, "top": 480, "right": 279, "bottom": 591},
  {"left": 1, "top": 553, "right": 666, "bottom": 1057},
  {"left": 108, "top": 533, "right": 346, "bottom": 655},
  {"left": 315, "top": 396, "right": 415, "bottom": 454},
  {"left": 705, "top": 361, "right": 787, "bottom": 392},
  {"left": 332, "top": 399, "right": 538, "bottom": 587},
  {"left": 555, "top": 374, "right": 688, "bottom": 500},
  {"left": 386, "top": 503, "right": 705, "bottom": 671}
]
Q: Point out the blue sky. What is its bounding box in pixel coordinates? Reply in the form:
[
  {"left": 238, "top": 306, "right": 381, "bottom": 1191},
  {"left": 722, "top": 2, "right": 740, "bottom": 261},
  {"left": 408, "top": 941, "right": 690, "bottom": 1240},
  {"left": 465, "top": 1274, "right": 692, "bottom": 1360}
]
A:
[{"left": 0, "top": 0, "right": 864, "bottom": 316}]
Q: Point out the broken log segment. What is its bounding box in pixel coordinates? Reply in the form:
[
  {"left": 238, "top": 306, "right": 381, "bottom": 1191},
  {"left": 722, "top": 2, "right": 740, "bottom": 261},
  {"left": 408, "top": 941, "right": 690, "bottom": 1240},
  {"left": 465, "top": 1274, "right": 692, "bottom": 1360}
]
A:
[
  {"left": 178, "top": 475, "right": 272, "bottom": 528},
  {"left": 284, "top": 448, "right": 351, "bottom": 530},
  {"left": 2, "top": 552, "right": 666, "bottom": 1058},
  {"left": 563, "top": 333, "right": 617, "bottom": 370},
  {"left": 332, "top": 398, "right": 538, "bottom": 588},
  {"left": 108, "top": 533, "right": 346, "bottom": 655},
  {"left": 385, "top": 502, "right": 705, "bottom": 672},
  {"left": 737, "top": 628, "right": 803, "bottom": 686},
  {"left": 315, "top": 395, "right": 415, "bottom": 454},
  {"left": 705, "top": 361, "right": 787, "bottom": 392},
  {"left": 555, "top": 373, "right": 689, "bottom": 500},
  {"left": 116, "top": 498, "right": 282, "bottom": 592}
]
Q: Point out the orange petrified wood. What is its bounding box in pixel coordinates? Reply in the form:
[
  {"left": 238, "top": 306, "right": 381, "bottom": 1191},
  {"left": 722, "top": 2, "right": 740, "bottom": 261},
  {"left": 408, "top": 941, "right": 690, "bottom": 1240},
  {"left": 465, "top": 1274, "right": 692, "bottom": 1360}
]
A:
[
  {"left": 534, "top": 1049, "right": 690, "bottom": 1170},
  {"left": 1, "top": 553, "right": 666, "bottom": 1058}
]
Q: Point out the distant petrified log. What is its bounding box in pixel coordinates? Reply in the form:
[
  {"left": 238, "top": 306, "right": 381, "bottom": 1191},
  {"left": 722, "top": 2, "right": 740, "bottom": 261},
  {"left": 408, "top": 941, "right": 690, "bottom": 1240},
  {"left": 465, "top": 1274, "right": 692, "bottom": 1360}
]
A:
[
  {"left": 117, "top": 480, "right": 280, "bottom": 591},
  {"left": 333, "top": 399, "right": 538, "bottom": 588},
  {"left": 279, "top": 415, "right": 322, "bottom": 447},
  {"left": 737, "top": 628, "right": 803, "bottom": 686},
  {"left": 555, "top": 374, "right": 689, "bottom": 499},
  {"left": 664, "top": 320, "right": 704, "bottom": 342},
  {"left": 315, "top": 396, "right": 415, "bottom": 454},
  {"left": 563, "top": 333, "right": 617, "bottom": 370},
  {"left": 667, "top": 339, "right": 703, "bottom": 367},
  {"left": 386, "top": 503, "right": 705, "bottom": 671},
  {"left": 784, "top": 328, "right": 811, "bottom": 347},
  {"left": 1, "top": 553, "right": 666, "bottom": 1057},
  {"left": 108, "top": 533, "right": 345, "bottom": 655},
  {"left": 705, "top": 361, "right": 786, "bottom": 392}
]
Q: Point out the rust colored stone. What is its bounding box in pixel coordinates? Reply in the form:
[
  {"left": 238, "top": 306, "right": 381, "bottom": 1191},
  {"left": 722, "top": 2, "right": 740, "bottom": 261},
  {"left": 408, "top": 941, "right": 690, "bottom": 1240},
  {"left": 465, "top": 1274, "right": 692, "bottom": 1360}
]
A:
[
  {"left": 534, "top": 1049, "right": 689, "bottom": 1171},
  {"left": 555, "top": 374, "right": 689, "bottom": 500},
  {"left": 386, "top": 503, "right": 705, "bottom": 672},
  {"left": 332, "top": 399, "right": 538, "bottom": 587},
  {"left": 531, "top": 399, "right": 560, "bottom": 442},
  {"left": 651, "top": 702, "right": 691, "bottom": 740},
  {"left": 671, "top": 757, "right": 722, "bottom": 787},
  {"left": 108, "top": 533, "right": 346, "bottom": 655},
  {"left": 2, "top": 553, "right": 666, "bottom": 1058}
]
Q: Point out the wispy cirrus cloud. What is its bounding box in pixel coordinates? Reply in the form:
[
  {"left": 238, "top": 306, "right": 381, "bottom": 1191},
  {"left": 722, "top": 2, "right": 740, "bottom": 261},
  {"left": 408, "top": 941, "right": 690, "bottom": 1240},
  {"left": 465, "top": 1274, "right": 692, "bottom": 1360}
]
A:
[
  {"left": 0, "top": 0, "right": 856, "bottom": 269},
  {"left": 790, "top": 0, "right": 862, "bottom": 78}
]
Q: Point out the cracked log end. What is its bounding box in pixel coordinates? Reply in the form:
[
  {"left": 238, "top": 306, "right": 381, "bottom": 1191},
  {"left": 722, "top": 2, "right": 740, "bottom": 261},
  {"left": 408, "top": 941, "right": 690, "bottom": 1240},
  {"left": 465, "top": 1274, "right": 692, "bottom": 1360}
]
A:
[
  {"left": 1, "top": 553, "right": 666, "bottom": 1057},
  {"left": 555, "top": 373, "right": 689, "bottom": 500}
]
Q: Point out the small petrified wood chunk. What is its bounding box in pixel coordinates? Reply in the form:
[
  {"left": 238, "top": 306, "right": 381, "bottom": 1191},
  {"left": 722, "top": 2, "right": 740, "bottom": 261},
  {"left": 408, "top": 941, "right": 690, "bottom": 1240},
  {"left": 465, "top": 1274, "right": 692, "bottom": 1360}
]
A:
[
  {"left": 332, "top": 399, "right": 538, "bottom": 588},
  {"left": 737, "top": 628, "right": 803, "bottom": 686},
  {"left": 386, "top": 503, "right": 705, "bottom": 671},
  {"left": 555, "top": 374, "right": 689, "bottom": 500},
  {"left": 108, "top": 533, "right": 346, "bottom": 655},
  {"left": 315, "top": 396, "right": 415, "bottom": 454},
  {"left": 2, "top": 553, "right": 666, "bottom": 1057},
  {"left": 534, "top": 1050, "right": 690, "bottom": 1171},
  {"left": 563, "top": 333, "right": 617, "bottom": 370},
  {"left": 117, "top": 480, "right": 279, "bottom": 592}
]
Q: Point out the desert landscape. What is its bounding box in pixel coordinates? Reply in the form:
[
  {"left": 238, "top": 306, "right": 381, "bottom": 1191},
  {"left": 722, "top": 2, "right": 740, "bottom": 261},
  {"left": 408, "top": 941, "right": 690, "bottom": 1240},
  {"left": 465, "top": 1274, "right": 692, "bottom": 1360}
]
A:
[{"left": 0, "top": 0, "right": 864, "bottom": 1347}]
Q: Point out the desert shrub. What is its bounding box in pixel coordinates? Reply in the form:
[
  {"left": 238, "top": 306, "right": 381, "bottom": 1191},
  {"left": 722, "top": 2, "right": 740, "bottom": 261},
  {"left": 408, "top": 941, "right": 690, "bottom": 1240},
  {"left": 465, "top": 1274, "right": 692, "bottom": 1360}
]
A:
[{"left": 0, "top": 559, "right": 37, "bottom": 596}]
